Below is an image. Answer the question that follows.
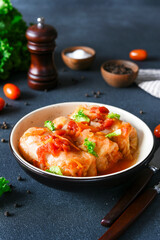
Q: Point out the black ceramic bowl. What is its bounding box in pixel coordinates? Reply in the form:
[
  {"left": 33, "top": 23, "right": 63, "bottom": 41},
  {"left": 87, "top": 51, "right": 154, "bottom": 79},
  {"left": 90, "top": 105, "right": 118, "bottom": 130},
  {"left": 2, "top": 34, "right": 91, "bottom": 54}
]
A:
[{"left": 9, "top": 102, "right": 155, "bottom": 189}]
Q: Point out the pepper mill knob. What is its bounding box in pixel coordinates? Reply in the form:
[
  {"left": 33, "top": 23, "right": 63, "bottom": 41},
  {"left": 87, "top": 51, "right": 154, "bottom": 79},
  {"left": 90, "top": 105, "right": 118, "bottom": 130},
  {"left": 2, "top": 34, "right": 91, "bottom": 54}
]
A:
[
  {"left": 37, "top": 17, "right": 44, "bottom": 28},
  {"left": 26, "top": 17, "right": 58, "bottom": 90}
]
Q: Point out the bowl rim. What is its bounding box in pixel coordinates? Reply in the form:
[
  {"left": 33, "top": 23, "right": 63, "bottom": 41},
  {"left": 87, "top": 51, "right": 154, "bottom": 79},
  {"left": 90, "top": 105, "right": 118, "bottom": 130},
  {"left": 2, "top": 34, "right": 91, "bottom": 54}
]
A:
[
  {"left": 9, "top": 101, "right": 155, "bottom": 182},
  {"left": 101, "top": 59, "right": 139, "bottom": 76},
  {"left": 61, "top": 46, "right": 96, "bottom": 61}
]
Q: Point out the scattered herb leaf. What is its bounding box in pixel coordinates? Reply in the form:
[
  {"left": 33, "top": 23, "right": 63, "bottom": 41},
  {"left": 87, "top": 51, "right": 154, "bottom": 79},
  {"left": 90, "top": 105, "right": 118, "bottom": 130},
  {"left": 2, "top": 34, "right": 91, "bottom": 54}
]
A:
[
  {"left": 0, "top": 177, "right": 11, "bottom": 197},
  {"left": 46, "top": 166, "right": 63, "bottom": 175},
  {"left": 107, "top": 112, "right": 120, "bottom": 120},
  {"left": 73, "top": 109, "right": 90, "bottom": 122},
  {"left": 44, "top": 121, "right": 55, "bottom": 131},
  {"left": 84, "top": 138, "right": 98, "bottom": 157},
  {"left": 106, "top": 129, "right": 121, "bottom": 138}
]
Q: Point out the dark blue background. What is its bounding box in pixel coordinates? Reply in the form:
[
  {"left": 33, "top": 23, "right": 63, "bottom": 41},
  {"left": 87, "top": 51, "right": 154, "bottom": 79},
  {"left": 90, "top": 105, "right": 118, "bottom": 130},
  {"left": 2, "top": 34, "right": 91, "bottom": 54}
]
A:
[{"left": 0, "top": 0, "right": 160, "bottom": 239}]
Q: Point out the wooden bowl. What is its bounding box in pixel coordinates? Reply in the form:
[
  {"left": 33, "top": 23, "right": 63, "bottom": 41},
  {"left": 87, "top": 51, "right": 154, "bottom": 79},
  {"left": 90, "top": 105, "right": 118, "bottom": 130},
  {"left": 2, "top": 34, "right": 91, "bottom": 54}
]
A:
[
  {"left": 61, "top": 46, "right": 96, "bottom": 70},
  {"left": 101, "top": 60, "right": 139, "bottom": 87}
]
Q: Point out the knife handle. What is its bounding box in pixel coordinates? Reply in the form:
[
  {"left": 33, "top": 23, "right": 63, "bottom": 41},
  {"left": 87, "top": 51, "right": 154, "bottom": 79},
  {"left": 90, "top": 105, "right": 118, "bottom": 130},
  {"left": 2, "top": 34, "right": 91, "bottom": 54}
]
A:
[
  {"left": 101, "top": 167, "right": 154, "bottom": 227},
  {"left": 99, "top": 188, "right": 157, "bottom": 240}
]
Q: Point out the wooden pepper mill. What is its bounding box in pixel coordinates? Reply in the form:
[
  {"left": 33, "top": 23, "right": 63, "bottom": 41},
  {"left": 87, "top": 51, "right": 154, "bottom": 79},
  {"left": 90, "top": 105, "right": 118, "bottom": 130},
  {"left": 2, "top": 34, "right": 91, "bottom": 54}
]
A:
[{"left": 26, "top": 17, "right": 58, "bottom": 90}]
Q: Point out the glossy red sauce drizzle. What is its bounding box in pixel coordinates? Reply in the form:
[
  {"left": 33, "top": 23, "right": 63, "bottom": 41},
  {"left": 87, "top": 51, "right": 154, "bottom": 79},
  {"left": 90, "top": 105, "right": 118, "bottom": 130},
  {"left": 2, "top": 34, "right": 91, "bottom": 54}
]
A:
[
  {"left": 67, "top": 120, "right": 78, "bottom": 132},
  {"left": 102, "top": 118, "right": 114, "bottom": 129},
  {"left": 37, "top": 136, "right": 71, "bottom": 164}
]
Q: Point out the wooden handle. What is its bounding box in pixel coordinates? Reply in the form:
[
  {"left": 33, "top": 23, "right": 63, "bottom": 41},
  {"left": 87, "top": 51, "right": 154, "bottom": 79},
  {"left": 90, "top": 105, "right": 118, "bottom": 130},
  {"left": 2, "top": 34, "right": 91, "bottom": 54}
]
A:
[
  {"left": 101, "top": 167, "right": 154, "bottom": 227},
  {"left": 99, "top": 188, "right": 157, "bottom": 240}
]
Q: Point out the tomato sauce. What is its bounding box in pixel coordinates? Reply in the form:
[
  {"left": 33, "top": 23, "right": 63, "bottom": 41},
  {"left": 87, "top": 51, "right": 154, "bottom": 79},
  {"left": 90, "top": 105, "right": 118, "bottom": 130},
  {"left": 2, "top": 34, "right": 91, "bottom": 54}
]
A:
[
  {"left": 89, "top": 106, "right": 109, "bottom": 122},
  {"left": 37, "top": 135, "right": 71, "bottom": 163},
  {"left": 90, "top": 106, "right": 109, "bottom": 114},
  {"left": 101, "top": 118, "right": 114, "bottom": 129},
  {"left": 99, "top": 106, "right": 109, "bottom": 114},
  {"left": 67, "top": 120, "right": 78, "bottom": 132},
  {"left": 99, "top": 157, "right": 138, "bottom": 175},
  {"left": 99, "top": 148, "right": 139, "bottom": 175},
  {"left": 55, "top": 129, "right": 66, "bottom": 136}
]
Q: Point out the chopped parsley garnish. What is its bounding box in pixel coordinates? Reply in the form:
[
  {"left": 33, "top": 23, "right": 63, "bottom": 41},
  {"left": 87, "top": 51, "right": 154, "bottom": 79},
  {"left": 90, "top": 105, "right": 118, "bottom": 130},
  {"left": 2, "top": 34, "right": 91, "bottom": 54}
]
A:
[
  {"left": 46, "top": 166, "right": 63, "bottom": 175},
  {"left": 106, "top": 129, "right": 121, "bottom": 138},
  {"left": 0, "top": 177, "right": 11, "bottom": 197},
  {"left": 107, "top": 112, "right": 120, "bottom": 120},
  {"left": 72, "top": 109, "right": 90, "bottom": 123},
  {"left": 44, "top": 121, "right": 55, "bottom": 131},
  {"left": 84, "top": 138, "right": 98, "bottom": 157}
]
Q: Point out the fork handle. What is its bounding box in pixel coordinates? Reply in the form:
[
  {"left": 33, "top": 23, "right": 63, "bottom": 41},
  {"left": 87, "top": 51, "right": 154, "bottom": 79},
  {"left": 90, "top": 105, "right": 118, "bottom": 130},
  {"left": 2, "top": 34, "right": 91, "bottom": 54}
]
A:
[
  {"left": 99, "top": 188, "right": 157, "bottom": 240},
  {"left": 101, "top": 167, "right": 154, "bottom": 227}
]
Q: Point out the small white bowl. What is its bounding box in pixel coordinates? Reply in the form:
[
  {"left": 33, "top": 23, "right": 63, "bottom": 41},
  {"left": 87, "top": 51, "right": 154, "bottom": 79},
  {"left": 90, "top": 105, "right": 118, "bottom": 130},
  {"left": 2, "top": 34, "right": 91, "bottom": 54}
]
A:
[{"left": 9, "top": 102, "right": 155, "bottom": 188}]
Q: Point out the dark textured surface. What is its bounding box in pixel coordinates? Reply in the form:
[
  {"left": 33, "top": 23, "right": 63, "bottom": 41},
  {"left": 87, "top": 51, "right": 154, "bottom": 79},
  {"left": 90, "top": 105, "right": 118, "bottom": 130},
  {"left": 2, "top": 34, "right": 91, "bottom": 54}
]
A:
[{"left": 0, "top": 0, "right": 160, "bottom": 240}]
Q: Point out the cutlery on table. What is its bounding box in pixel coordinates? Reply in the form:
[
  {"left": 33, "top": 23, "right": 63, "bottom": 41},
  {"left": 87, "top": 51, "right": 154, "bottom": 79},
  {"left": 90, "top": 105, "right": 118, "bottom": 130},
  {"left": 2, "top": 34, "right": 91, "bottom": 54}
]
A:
[
  {"left": 99, "top": 182, "right": 160, "bottom": 240},
  {"left": 101, "top": 141, "right": 160, "bottom": 227}
]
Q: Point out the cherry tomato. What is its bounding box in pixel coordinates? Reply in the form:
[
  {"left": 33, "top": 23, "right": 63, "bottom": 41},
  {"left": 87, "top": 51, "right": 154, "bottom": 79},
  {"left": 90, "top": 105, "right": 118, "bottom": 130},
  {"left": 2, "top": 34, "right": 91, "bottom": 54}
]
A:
[
  {"left": 154, "top": 124, "right": 160, "bottom": 138},
  {"left": 3, "top": 83, "right": 21, "bottom": 100},
  {"left": 0, "top": 97, "right": 5, "bottom": 111},
  {"left": 129, "top": 49, "right": 148, "bottom": 61}
]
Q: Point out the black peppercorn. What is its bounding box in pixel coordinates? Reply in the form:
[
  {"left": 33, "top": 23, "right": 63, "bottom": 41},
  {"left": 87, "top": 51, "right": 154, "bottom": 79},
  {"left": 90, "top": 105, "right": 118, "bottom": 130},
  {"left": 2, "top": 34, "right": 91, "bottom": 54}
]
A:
[
  {"left": 17, "top": 176, "right": 23, "bottom": 181},
  {"left": 14, "top": 203, "right": 21, "bottom": 208},
  {"left": 140, "top": 110, "right": 144, "bottom": 114},
  {"left": 24, "top": 102, "right": 29, "bottom": 106},
  {"left": 4, "top": 211, "right": 10, "bottom": 217},
  {"left": 62, "top": 68, "right": 67, "bottom": 72},
  {"left": 104, "top": 63, "right": 133, "bottom": 75}
]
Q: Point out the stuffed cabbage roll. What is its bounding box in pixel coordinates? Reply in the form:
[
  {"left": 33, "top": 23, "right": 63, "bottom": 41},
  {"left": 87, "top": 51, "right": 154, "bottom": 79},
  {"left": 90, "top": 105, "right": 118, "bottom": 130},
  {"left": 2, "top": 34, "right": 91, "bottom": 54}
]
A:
[
  {"left": 69, "top": 105, "right": 138, "bottom": 161},
  {"left": 53, "top": 117, "right": 123, "bottom": 173},
  {"left": 19, "top": 127, "right": 97, "bottom": 177}
]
